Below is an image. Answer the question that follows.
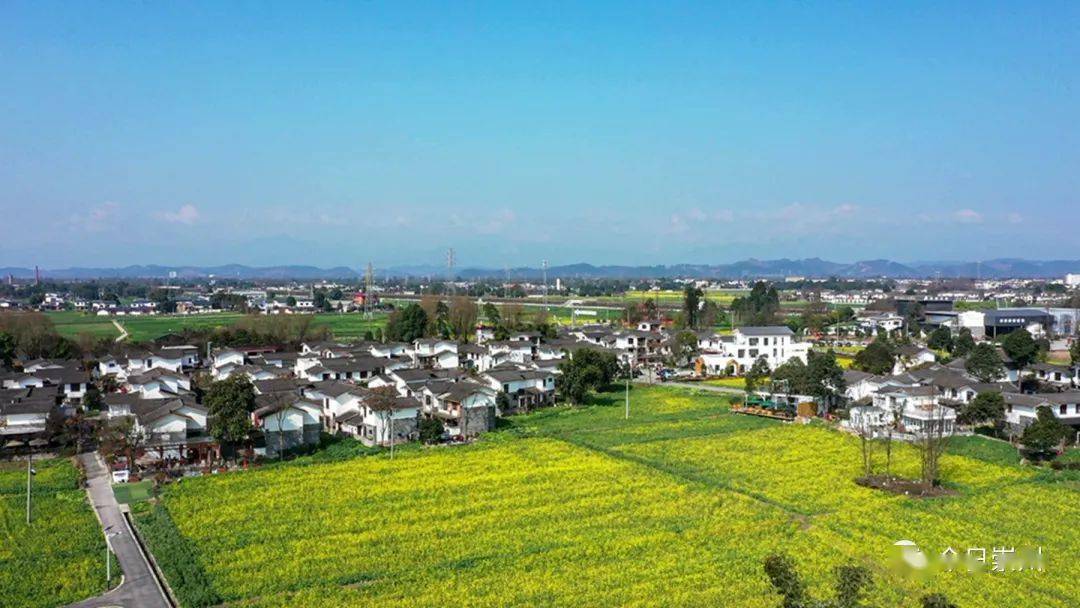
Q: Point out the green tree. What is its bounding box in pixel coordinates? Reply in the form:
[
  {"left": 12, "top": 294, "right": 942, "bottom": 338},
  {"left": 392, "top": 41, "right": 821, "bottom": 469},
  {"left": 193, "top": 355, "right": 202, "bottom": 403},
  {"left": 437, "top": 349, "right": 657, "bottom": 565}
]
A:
[
  {"left": 965, "top": 343, "right": 1005, "bottom": 383},
  {"left": 806, "top": 350, "right": 846, "bottom": 413},
  {"left": 0, "top": 331, "right": 14, "bottom": 367},
  {"left": 1071, "top": 338, "right": 1080, "bottom": 367},
  {"left": 681, "top": 283, "right": 703, "bottom": 328},
  {"left": 1001, "top": 328, "right": 1038, "bottom": 369},
  {"left": 927, "top": 326, "right": 953, "bottom": 352},
  {"left": 558, "top": 348, "right": 619, "bottom": 404},
  {"left": 958, "top": 391, "right": 1005, "bottom": 427},
  {"left": 853, "top": 339, "right": 895, "bottom": 375},
  {"left": 482, "top": 302, "right": 501, "bottom": 325},
  {"left": 745, "top": 356, "right": 770, "bottom": 395},
  {"left": 205, "top": 375, "right": 257, "bottom": 454},
  {"left": 921, "top": 593, "right": 958, "bottom": 608},
  {"left": 386, "top": 303, "right": 429, "bottom": 342},
  {"left": 418, "top": 417, "right": 445, "bottom": 444},
  {"left": 771, "top": 358, "right": 810, "bottom": 395},
  {"left": 1021, "top": 406, "right": 1069, "bottom": 459},
  {"left": 285, "top": 295, "right": 298, "bottom": 307},
  {"left": 671, "top": 330, "right": 699, "bottom": 367},
  {"left": 952, "top": 328, "right": 976, "bottom": 357},
  {"left": 762, "top": 554, "right": 806, "bottom": 608}
]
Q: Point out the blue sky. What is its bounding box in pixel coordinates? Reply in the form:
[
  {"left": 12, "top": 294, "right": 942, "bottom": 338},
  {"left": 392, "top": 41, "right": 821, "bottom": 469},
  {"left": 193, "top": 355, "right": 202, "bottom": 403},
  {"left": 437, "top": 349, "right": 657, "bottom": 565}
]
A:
[{"left": 1, "top": 2, "right": 1077, "bottom": 269}]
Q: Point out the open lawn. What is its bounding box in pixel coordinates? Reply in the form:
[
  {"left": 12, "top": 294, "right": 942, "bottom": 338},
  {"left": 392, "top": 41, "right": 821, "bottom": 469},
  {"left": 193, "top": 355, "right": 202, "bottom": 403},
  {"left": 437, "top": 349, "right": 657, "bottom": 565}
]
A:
[
  {"left": 0, "top": 458, "right": 111, "bottom": 608},
  {"left": 113, "top": 479, "right": 154, "bottom": 504},
  {"left": 134, "top": 385, "right": 1077, "bottom": 608},
  {"left": 46, "top": 311, "right": 389, "bottom": 343},
  {"left": 45, "top": 310, "right": 122, "bottom": 340}
]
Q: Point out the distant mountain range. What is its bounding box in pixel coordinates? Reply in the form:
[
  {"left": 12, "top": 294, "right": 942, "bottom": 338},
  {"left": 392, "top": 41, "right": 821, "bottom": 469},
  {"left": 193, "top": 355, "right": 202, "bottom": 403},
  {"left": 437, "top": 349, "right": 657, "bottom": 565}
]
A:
[{"left": 2, "top": 258, "right": 1080, "bottom": 281}]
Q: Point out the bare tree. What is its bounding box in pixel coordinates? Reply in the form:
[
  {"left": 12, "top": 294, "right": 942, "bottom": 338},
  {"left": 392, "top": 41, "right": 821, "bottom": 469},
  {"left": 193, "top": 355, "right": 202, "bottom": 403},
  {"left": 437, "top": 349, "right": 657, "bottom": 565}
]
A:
[
  {"left": 854, "top": 414, "right": 874, "bottom": 478},
  {"left": 448, "top": 297, "right": 478, "bottom": 342},
  {"left": 915, "top": 405, "right": 951, "bottom": 490}
]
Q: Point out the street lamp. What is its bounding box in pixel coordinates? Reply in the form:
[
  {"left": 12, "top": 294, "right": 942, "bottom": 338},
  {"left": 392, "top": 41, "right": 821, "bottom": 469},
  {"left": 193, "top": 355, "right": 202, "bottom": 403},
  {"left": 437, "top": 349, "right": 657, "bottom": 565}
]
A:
[
  {"left": 104, "top": 527, "right": 120, "bottom": 586},
  {"left": 26, "top": 448, "right": 36, "bottom": 524}
]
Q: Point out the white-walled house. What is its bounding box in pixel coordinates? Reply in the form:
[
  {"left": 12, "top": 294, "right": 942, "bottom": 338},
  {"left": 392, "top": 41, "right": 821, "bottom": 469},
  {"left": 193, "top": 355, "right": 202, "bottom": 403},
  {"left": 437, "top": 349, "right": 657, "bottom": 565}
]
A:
[
  {"left": 893, "top": 346, "right": 937, "bottom": 374},
  {"left": 1004, "top": 392, "right": 1080, "bottom": 432},
  {"left": 335, "top": 393, "right": 421, "bottom": 447},
  {"left": 418, "top": 380, "right": 497, "bottom": 437},
  {"left": 252, "top": 394, "right": 323, "bottom": 457},
  {"left": 697, "top": 326, "right": 809, "bottom": 375},
  {"left": 124, "top": 370, "right": 192, "bottom": 398},
  {"left": 481, "top": 368, "right": 556, "bottom": 411}
]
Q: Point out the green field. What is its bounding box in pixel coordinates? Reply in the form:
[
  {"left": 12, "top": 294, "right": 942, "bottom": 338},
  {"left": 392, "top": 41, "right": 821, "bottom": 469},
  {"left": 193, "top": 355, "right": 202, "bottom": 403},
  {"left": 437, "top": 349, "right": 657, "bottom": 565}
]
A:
[
  {"left": 0, "top": 458, "right": 112, "bottom": 607},
  {"left": 113, "top": 480, "right": 154, "bottom": 504},
  {"left": 46, "top": 311, "right": 389, "bottom": 343},
  {"left": 45, "top": 310, "right": 123, "bottom": 340},
  {"left": 134, "top": 386, "right": 1077, "bottom": 607}
]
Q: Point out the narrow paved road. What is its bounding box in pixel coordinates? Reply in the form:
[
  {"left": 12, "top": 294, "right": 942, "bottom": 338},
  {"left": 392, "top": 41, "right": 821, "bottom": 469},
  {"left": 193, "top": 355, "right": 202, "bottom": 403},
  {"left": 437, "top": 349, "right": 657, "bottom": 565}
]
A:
[
  {"left": 68, "top": 452, "right": 171, "bottom": 608},
  {"left": 111, "top": 320, "right": 129, "bottom": 343}
]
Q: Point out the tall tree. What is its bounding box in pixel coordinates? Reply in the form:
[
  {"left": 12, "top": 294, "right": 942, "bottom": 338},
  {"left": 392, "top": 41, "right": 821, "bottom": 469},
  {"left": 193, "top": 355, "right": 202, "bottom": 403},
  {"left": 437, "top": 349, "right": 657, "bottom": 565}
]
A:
[
  {"left": 1021, "top": 406, "right": 1069, "bottom": 459},
  {"left": 952, "top": 328, "right": 976, "bottom": 357},
  {"left": 0, "top": 331, "right": 14, "bottom": 368},
  {"left": 557, "top": 349, "right": 619, "bottom": 405},
  {"left": 1001, "top": 328, "right": 1038, "bottom": 369},
  {"left": 447, "top": 297, "right": 478, "bottom": 342},
  {"left": 205, "top": 375, "right": 257, "bottom": 455},
  {"left": 965, "top": 343, "right": 1005, "bottom": 383},
  {"left": 927, "top": 326, "right": 953, "bottom": 352},
  {"left": 958, "top": 391, "right": 1006, "bottom": 428},
  {"left": 853, "top": 339, "right": 895, "bottom": 375},
  {"left": 745, "top": 356, "right": 770, "bottom": 395},
  {"left": 386, "top": 303, "right": 429, "bottom": 342},
  {"left": 806, "top": 350, "right": 846, "bottom": 413},
  {"left": 1071, "top": 338, "right": 1080, "bottom": 367},
  {"left": 681, "top": 283, "right": 703, "bottom": 329}
]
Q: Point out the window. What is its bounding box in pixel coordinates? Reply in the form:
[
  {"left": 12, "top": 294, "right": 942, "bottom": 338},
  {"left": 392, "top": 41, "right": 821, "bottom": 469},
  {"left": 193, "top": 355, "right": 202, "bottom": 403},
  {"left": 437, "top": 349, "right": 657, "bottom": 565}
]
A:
[{"left": 1061, "top": 404, "right": 1068, "bottom": 415}]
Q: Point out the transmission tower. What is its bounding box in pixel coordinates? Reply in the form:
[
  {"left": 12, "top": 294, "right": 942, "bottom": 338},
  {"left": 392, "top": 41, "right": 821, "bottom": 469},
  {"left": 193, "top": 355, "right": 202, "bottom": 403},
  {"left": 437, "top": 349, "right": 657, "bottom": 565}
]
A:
[
  {"left": 446, "top": 248, "right": 456, "bottom": 296},
  {"left": 364, "top": 262, "right": 374, "bottom": 319}
]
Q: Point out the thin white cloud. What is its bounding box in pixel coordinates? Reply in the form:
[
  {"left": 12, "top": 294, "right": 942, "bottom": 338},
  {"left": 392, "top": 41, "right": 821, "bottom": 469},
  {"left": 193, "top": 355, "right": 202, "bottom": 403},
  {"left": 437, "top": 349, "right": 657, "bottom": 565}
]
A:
[
  {"left": 71, "top": 202, "right": 120, "bottom": 232},
  {"left": 158, "top": 204, "right": 201, "bottom": 225},
  {"left": 1006, "top": 212, "right": 1023, "bottom": 224},
  {"left": 953, "top": 208, "right": 983, "bottom": 224}
]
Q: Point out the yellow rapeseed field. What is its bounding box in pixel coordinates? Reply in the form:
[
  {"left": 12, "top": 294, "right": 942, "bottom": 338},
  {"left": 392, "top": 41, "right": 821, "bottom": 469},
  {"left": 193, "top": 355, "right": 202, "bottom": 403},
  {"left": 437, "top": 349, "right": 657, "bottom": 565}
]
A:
[{"left": 146, "top": 386, "right": 1079, "bottom": 607}]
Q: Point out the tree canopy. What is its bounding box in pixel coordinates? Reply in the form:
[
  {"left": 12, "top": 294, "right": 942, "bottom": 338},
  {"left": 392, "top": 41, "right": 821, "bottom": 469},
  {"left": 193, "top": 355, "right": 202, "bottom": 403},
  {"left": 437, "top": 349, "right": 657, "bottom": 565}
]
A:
[
  {"left": 386, "top": 303, "right": 429, "bottom": 342},
  {"left": 745, "top": 356, "right": 770, "bottom": 394},
  {"left": 853, "top": 339, "right": 895, "bottom": 375},
  {"left": 1001, "top": 328, "right": 1038, "bottom": 369},
  {"left": 1021, "top": 406, "right": 1069, "bottom": 458},
  {"left": 558, "top": 348, "right": 619, "bottom": 404},
  {"left": 958, "top": 391, "right": 1005, "bottom": 427},
  {"left": 205, "top": 375, "right": 257, "bottom": 449},
  {"left": 965, "top": 343, "right": 1005, "bottom": 383}
]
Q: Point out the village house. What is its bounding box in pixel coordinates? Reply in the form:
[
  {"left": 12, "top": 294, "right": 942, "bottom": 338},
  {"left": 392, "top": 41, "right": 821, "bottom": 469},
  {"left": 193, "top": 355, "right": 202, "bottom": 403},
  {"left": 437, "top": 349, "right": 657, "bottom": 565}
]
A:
[
  {"left": 418, "top": 379, "right": 497, "bottom": 438},
  {"left": 1004, "top": 392, "right": 1080, "bottom": 433},
  {"left": 251, "top": 393, "right": 323, "bottom": 457},
  {"left": 481, "top": 368, "right": 556, "bottom": 413},
  {"left": 697, "top": 326, "right": 809, "bottom": 375},
  {"left": 335, "top": 391, "right": 421, "bottom": 447}
]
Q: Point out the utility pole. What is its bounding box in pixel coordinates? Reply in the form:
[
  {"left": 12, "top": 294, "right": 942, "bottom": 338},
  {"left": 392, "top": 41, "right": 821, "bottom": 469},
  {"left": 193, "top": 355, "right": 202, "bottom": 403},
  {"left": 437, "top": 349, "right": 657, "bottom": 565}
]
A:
[
  {"left": 389, "top": 412, "right": 395, "bottom": 460},
  {"left": 104, "top": 529, "right": 119, "bottom": 586},
  {"left": 26, "top": 451, "right": 33, "bottom": 524},
  {"left": 542, "top": 259, "right": 549, "bottom": 312}
]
